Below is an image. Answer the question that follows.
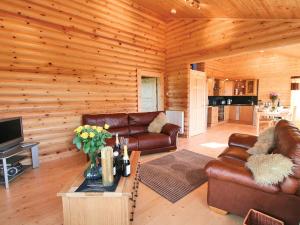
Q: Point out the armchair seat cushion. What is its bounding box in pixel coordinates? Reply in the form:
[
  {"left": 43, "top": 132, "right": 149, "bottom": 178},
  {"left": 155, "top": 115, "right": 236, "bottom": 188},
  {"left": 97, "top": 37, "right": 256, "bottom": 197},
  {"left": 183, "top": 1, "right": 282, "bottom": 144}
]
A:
[
  {"left": 133, "top": 133, "right": 171, "bottom": 150},
  {"left": 219, "top": 146, "right": 251, "bottom": 162},
  {"left": 205, "top": 160, "right": 280, "bottom": 194}
]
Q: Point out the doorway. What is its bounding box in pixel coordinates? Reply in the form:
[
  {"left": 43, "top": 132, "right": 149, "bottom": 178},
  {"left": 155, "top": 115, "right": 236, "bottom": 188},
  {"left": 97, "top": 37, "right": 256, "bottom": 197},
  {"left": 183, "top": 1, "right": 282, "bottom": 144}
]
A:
[
  {"left": 137, "top": 69, "right": 164, "bottom": 112},
  {"left": 141, "top": 77, "right": 158, "bottom": 112},
  {"left": 189, "top": 70, "right": 208, "bottom": 136}
]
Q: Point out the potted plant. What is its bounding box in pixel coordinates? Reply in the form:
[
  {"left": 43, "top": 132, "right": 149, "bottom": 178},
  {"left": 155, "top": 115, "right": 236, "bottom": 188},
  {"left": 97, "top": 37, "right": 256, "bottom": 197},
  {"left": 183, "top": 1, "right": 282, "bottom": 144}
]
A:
[
  {"left": 73, "top": 124, "right": 112, "bottom": 180},
  {"left": 269, "top": 92, "right": 278, "bottom": 111}
]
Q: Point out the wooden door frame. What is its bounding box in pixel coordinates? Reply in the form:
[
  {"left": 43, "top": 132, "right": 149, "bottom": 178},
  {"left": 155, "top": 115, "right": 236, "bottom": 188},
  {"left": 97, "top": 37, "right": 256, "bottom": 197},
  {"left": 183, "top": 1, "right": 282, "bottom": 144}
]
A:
[{"left": 137, "top": 69, "right": 164, "bottom": 112}]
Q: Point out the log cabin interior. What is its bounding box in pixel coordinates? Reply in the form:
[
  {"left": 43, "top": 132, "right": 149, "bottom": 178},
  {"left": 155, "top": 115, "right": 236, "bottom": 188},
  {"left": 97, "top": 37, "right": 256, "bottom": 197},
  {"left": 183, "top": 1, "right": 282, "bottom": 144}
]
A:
[{"left": 1, "top": 1, "right": 300, "bottom": 225}]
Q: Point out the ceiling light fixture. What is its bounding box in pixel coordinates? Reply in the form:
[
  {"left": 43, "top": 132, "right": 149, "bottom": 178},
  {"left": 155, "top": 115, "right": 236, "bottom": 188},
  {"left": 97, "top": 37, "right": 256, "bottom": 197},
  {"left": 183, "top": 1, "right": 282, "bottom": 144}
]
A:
[
  {"left": 184, "top": 0, "right": 201, "bottom": 9},
  {"left": 170, "top": 8, "right": 177, "bottom": 14}
]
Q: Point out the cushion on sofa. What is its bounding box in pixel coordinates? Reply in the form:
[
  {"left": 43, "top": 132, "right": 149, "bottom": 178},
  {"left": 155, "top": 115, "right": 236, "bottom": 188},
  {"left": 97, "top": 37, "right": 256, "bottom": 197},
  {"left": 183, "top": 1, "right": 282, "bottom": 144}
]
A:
[
  {"left": 205, "top": 160, "right": 280, "bottom": 193},
  {"left": 247, "top": 126, "right": 275, "bottom": 155},
  {"left": 108, "top": 127, "right": 130, "bottom": 136},
  {"left": 128, "top": 112, "right": 161, "bottom": 126},
  {"left": 83, "top": 113, "right": 129, "bottom": 128},
  {"left": 246, "top": 154, "right": 294, "bottom": 185},
  {"left": 228, "top": 133, "right": 258, "bottom": 149},
  {"left": 274, "top": 120, "right": 300, "bottom": 179},
  {"left": 105, "top": 136, "right": 138, "bottom": 151},
  {"left": 148, "top": 112, "right": 168, "bottom": 133},
  {"left": 219, "top": 146, "right": 250, "bottom": 162},
  {"left": 129, "top": 125, "right": 148, "bottom": 135},
  {"left": 133, "top": 133, "right": 171, "bottom": 150}
]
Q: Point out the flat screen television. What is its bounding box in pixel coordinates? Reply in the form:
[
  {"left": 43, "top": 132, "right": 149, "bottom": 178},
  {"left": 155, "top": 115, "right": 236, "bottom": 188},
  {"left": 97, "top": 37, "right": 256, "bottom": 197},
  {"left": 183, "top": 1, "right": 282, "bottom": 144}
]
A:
[{"left": 0, "top": 117, "right": 24, "bottom": 152}]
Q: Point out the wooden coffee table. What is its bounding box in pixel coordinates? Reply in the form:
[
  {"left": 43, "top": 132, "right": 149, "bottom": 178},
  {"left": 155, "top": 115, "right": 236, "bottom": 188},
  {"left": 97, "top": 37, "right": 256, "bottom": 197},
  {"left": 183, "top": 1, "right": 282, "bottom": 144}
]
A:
[{"left": 57, "top": 151, "right": 141, "bottom": 225}]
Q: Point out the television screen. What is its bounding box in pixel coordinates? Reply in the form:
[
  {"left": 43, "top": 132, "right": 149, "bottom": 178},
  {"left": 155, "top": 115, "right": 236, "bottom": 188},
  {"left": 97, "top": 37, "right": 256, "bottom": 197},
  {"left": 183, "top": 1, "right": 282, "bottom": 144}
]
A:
[{"left": 0, "top": 117, "right": 23, "bottom": 151}]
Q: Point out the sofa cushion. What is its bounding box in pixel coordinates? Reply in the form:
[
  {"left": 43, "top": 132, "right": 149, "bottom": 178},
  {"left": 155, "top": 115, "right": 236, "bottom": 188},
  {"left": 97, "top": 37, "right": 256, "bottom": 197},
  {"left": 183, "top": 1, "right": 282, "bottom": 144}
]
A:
[
  {"left": 219, "top": 146, "right": 250, "bottom": 162},
  {"left": 128, "top": 112, "right": 163, "bottom": 135},
  {"left": 148, "top": 112, "right": 168, "bottom": 133},
  {"left": 228, "top": 133, "right": 258, "bottom": 149},
  {"left": 274, "top": 120, "right": 300, "bottom": 179},
  {"left": 128, "top": 112, "right": 161, "bottom": 126},
  {"left": 108, "top": 127, "right": 130, "bottom": 136},
  {"left": 129, "top": 125, "right": 148, "bottom": 135},
  {"left": 83, "top": 113, "right": 129, "bottom": 128},
  {"left": 205, "top": 160, "right": 280, "bottom": 194},
  {"left": 105, "top": 136, "right": 138, "bottom": 151},
  {"left": 133, "top": 133, "right": 171, "bottom": 150}
]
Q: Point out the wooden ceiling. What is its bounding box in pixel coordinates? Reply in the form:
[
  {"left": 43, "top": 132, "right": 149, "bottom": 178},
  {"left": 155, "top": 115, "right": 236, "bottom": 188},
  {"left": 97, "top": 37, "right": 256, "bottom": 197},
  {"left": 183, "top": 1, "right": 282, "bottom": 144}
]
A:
[
  {"left": 269, "top": 44, "right": 300, "bottom": 59},
  {"left": 133, "top": 0, "right": 300, "bottom": 20}
]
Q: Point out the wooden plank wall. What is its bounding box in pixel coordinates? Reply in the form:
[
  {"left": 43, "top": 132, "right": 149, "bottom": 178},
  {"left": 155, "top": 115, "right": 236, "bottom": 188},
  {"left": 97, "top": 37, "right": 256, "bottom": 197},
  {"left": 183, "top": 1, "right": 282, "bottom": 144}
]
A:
[
  {"left": 0, "top": 0, "right": 166, "bottom": 161},
  {"left": 166, "top": 19, "right": 300, "bottom": 136},
  {"left": 206, "top": 52, "right": 299, "bottom": 106}
]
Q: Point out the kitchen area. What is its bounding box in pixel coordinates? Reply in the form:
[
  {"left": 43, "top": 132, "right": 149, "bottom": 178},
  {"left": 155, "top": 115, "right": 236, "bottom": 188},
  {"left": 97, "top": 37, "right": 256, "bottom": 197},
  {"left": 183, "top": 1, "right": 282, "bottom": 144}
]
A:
[{"left": 207, "top": 78, "right": 258, "bottom": 127}]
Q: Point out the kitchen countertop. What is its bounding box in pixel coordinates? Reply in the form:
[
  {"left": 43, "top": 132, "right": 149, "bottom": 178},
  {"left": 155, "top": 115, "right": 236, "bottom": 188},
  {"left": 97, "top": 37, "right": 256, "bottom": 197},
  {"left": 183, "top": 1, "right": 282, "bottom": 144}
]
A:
[{"left": 208, "top": 104, "right": 256, "bottom": 107}]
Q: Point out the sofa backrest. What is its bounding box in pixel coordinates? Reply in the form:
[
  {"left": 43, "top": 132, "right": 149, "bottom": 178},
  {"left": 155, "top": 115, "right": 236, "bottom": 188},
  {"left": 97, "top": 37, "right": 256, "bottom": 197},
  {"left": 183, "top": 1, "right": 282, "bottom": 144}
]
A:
[
  {"left": 274, "top": 120, "right": 300, "bottom": 179},
  {"left": 128, "top": 111, "right": 161, "bottom": 135},
  {"left": 82, "top": 113, "right": 129, "bottom": 136}
]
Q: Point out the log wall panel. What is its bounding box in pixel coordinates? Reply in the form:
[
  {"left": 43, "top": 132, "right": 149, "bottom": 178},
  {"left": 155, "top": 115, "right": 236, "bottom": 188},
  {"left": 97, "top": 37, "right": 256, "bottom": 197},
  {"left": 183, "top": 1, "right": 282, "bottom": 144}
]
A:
[
  {"left": 165, "top": 19, "right": 300, "bottom": 136},
  {"left": 0, "top": 0, "right": 166, "bottom": 162}
]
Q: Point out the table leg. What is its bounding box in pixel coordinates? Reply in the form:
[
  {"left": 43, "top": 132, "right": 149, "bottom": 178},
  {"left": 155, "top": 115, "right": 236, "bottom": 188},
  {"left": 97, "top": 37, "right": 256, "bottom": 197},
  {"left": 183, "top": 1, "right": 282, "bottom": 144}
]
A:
[
  {"left": 31, "top": 145, "right": 39, "bottom": 169},
  {"left": 2, "top": 158, "right": 9, "bottom": 189}
]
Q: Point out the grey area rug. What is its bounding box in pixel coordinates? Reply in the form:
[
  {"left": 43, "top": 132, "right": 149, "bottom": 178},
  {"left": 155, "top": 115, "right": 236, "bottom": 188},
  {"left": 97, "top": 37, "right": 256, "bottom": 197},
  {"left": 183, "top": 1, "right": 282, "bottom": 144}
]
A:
[{"left": 139, "top": 149, "right": 214, "bottom": 203}]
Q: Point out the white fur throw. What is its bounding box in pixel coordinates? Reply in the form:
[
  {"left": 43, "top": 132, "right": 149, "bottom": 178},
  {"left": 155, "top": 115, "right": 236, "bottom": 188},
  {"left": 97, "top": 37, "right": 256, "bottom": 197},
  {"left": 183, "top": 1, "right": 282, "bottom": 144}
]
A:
[
  {"left": 247, "top": 127, "right": 275, "bottom": 155},
  {"left": 246, "top": 154, "right": 294, "bottom": 185},
  {"left": 148, "top": 112, "right": 168, "bottom": 133}
]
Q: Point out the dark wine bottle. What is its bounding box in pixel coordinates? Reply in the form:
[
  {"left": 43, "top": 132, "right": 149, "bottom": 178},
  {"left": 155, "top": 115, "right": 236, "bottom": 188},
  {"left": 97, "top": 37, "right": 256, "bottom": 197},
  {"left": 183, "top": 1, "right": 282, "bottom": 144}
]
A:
[
  {"left": 113, "top": 133, "right": 120, "bottom": 152},
  {"left": 113, "top": 133, "right": 120, "bottom": 176},
  {"left": 122, "top": 145, "right": 130, "bottom": 177}
]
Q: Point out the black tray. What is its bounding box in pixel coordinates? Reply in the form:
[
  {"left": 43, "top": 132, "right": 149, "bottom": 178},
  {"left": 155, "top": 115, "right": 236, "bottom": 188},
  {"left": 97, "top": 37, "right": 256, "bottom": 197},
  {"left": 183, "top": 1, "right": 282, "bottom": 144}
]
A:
[{"left": 75, "top": 173, "right": 122, "bottom": 192}]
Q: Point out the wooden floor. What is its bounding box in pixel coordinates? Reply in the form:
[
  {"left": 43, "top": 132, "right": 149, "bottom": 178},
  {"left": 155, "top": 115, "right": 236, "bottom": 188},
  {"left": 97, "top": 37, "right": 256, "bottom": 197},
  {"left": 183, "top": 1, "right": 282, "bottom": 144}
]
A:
[{"left": 0, "top": 123, "right": 256, "bottom": 225}]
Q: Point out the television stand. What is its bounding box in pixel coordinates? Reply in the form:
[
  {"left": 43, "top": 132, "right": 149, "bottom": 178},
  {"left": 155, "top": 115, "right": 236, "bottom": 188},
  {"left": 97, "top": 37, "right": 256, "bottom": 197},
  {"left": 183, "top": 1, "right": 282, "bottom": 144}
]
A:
[{"left": 0, "top": 142, "right": 39, "bottom": 189}]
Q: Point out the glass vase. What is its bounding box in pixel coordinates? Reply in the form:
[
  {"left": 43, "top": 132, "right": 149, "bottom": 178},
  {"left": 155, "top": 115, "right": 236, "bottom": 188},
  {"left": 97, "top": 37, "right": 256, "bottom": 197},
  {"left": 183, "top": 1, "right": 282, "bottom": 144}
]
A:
[
  {"left": 101, "top": 147, "right": 114, "bottom": 186},
  {"left": 84, "top": 153, "right": 101, "bottom": 180}
]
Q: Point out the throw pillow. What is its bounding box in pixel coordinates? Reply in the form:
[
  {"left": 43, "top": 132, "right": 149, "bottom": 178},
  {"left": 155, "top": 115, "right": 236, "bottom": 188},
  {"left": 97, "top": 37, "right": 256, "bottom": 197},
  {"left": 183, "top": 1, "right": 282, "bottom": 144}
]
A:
[
  {"left": 246, "top": 154, "right": 294, "bottom": 185},
  {"left": 148, "top": 112, "right": 168, "bottom": 133},
  {"left": 247, "top": 127, "right": 275, "bottom": 155}
]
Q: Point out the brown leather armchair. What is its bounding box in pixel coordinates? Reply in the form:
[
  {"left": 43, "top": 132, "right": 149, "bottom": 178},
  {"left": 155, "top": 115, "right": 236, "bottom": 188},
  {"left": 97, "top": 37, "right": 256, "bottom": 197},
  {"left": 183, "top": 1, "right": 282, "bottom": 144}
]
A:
[
  {"left": 82, "top": 111, "right": 181, "bottom": 155},
  {"left": 205, "top": 120, "right": 300, "bottom": 225}
]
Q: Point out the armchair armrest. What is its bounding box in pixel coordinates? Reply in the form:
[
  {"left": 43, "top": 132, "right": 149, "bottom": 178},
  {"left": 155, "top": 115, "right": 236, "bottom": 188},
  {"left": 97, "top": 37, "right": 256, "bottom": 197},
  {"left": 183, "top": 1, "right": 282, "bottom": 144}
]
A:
[
  {"left": 205, "top": 160, "right": 280, "bottom": 194},
  {"left": 228, "top": 133, "right": 258, "bottom": 149},
  {"left": 161, "top": 123, "right": 181, "bottom": 145}
]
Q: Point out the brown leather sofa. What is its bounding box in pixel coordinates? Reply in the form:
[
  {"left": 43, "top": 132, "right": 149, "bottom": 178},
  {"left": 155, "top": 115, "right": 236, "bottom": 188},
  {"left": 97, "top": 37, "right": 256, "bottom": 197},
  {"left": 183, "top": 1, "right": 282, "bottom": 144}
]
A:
[
  {"left": 205, "top": 120, "right": 300, "bottom": 225},
  {"left": 82, "top": 111, "right": 181, "bottom": 155}
]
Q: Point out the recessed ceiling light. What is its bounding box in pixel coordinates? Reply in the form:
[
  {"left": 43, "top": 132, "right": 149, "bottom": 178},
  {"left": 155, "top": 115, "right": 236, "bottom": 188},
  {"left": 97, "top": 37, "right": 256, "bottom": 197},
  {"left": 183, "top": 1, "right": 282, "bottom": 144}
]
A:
[{"left": 170, "top": 8, "right": 177, "bottom": 14}]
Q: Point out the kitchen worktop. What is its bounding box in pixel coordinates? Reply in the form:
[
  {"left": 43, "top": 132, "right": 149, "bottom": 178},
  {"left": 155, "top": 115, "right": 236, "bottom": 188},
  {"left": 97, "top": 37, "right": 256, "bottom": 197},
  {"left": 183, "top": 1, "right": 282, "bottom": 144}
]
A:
[{"left": 208, "top": 104, "right": 256, "bottom": 107}]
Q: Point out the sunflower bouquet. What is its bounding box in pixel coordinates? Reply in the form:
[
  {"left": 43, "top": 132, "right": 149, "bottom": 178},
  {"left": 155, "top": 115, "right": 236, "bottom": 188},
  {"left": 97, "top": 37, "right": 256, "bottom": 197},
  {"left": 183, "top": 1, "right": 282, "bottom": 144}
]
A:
[{"left": 73, "top": 124, "right": 112, "bottom": 159}]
